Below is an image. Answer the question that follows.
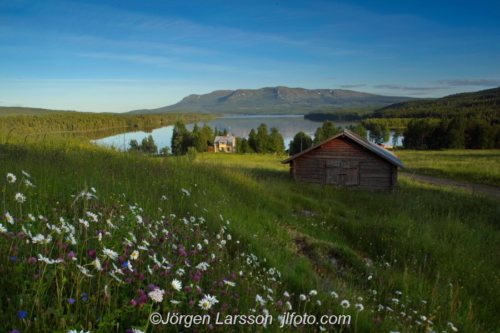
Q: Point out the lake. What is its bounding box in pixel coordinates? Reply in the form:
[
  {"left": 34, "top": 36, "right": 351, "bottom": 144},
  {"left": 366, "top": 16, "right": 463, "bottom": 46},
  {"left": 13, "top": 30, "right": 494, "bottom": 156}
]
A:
[{"left": 93, "top": 115, "right": 403, "bottom": 151}]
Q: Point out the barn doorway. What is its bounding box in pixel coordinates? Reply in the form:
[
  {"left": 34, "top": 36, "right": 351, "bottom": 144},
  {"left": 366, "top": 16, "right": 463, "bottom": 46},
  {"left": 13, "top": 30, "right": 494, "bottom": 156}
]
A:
[{"left": 325, "top": 160, "right": 359, "bottom": 186}]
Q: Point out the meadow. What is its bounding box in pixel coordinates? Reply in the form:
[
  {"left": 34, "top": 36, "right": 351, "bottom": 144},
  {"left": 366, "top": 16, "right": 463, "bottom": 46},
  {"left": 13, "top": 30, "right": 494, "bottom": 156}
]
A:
[
  {"left": 1, "top": 131, "right": 500, "bottom": 332},
  {"left": 395, "top": 149, "right": 500, "bottom": 187}
]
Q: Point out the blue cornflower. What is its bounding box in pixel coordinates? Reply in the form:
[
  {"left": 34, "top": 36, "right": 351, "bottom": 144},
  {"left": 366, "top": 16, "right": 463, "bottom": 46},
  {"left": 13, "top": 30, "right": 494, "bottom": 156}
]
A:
[
  {"left": 17, "top": 311, "right": 27, "bottom": 319},
  {"left": 67, "top": 298, "right": 76, "bottom": 305}
]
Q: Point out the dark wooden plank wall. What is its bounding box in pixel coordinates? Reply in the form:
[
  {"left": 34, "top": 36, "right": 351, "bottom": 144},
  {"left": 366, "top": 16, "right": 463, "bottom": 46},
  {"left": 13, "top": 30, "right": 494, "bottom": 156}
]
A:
[{"left": 291, "top": 137, "right": 396, "bottom": 190}]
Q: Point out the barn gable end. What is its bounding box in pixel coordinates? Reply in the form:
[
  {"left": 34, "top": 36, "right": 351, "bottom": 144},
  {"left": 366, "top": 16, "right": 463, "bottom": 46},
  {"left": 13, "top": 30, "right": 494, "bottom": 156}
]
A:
[{"left": 282, "top": 129, "right": 405, "bottom": 191}]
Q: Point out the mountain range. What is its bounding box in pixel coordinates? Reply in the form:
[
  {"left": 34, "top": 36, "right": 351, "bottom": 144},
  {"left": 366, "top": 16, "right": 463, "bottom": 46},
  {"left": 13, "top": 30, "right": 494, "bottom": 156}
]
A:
[{"left": 127, "top": 86, "right": 417, "bottom": 115}]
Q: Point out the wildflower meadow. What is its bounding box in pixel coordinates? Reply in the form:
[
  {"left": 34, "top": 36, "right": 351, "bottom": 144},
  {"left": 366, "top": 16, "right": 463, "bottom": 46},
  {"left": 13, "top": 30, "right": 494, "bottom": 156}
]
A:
[{"left": 1, "top": 136, "right": 499, "bottom": 332}]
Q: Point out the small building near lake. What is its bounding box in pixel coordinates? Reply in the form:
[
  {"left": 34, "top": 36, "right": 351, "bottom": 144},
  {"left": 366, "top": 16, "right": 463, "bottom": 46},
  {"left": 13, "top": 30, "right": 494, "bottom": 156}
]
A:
[
  {"left": 281, "top": 129, "right": 405, "bottom": 191},
  {"left": 214, "top": 135, "right": 237, "bottom": 153}
]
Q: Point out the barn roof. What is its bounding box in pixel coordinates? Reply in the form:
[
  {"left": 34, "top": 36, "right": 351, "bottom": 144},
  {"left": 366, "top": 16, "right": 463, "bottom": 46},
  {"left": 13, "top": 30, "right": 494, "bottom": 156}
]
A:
[{"left": 281, "top": 129, "right": 405, "bottom": 169}]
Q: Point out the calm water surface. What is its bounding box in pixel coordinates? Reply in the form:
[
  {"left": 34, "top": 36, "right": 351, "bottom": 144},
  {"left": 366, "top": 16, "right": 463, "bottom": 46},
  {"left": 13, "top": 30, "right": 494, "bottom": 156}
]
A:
[{"left": 93, "top": 115, "right": 402, "bottom": 151}]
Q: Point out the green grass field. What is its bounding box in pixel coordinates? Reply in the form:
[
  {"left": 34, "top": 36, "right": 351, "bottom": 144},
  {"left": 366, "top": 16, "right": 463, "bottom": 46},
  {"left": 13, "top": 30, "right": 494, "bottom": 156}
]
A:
[
  {"left": 395, "top": 149, "right": 500, "bottom": 187},
  {"left": 1, "top": 134, "right": 500, "bottom": 332}
]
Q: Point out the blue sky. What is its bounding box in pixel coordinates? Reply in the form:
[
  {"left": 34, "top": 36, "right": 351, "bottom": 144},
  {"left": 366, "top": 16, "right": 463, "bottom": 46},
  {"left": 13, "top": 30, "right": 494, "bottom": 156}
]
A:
[{"left": 1, "top": 0, "right": 499, "bottom": 113}]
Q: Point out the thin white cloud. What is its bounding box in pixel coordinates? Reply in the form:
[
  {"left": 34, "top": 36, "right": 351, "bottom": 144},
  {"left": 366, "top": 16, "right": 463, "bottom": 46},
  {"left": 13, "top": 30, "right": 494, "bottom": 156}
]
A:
[
  {"left": 406, "top": 92, "right": 434, "bottom": 96},
  {"left": 374, "top": 85, "right": 447, "bottom": 91},
  {"left": 341, "top": 84, "right": 366, "bottom": 88},
  {"left": 0, "top": 78, "right": 197, "bottom": 84},
  {"left": 64, "top": 35, "right": 219, "bottom": 56},
  {"left": 77, "top": 52, "right": 177, "bottom": 66},
  {"left": 76, "top": 52, "right": 244, "bottom": 73},
  {"left": 47, "top": 0, "right": 309, "bottom": 48},
  {"left": 437, "top": 79, "right": 500, "bottom": 86}
]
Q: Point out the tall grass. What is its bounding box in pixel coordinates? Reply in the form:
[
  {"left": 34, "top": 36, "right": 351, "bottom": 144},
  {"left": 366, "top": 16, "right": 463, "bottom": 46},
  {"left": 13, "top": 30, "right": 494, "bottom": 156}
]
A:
[{"left": 1, "top": 140, "right": 499, "bottom": 332}]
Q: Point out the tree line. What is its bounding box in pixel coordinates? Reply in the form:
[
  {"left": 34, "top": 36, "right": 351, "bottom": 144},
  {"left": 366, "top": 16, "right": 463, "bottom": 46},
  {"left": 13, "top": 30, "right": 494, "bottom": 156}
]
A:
[
  {"left": 0, "top": 113, "right": 214, "bottom": 140},
  {"left": 288, "top": 121, "right": 370, "bottom": 155},
  {"left": 403, "top": 117, "right": 500, "bottom": 149},
  {"left": 131, "top": 116, "right": 500, "bottom": 157},
  {"left": 168, "top": 121, "right": 287, "bottom": 155},
  {"left": 166, "top": 120, "right": 377, "bottom": 157},
  {"left": 372, "top": 87, "right": 500, "bottom": 120}
]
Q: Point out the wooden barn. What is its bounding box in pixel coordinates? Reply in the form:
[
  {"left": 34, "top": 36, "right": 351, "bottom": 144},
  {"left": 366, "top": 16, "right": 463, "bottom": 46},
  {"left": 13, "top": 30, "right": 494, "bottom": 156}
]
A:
[{"left": 281, "top": 129, "right": 405, "bottom": 191}]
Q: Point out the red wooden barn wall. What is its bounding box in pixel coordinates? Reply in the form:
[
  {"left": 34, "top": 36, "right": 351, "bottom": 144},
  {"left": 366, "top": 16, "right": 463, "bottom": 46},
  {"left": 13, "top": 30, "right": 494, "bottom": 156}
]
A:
[{"left": 290, "top": 136, "right": 397, "bottom": 190}]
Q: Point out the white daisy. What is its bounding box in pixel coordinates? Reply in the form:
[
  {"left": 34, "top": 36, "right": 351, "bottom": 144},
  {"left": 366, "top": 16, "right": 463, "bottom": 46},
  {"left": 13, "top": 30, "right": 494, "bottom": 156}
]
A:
[
  {"left": 196, "top": 262, "right": 210, "bottom": 271},
  {"left": 340, "top": 300, "right": 350, "bottom": 309},
  {"left": 23, "top": 179, "right": 36, "bottom": 187},
  {"left": 255, "top": 294, "right": 266, "bottom": 306},
  {"left": 15, "top": 193, "right": 26, "bottom": 203},
  {"left": 130, "top": 250, "right": 139, "bottom": 260},
  {"left": 86, "top": 212, "right": 98, "bottom": 222},
  {"left": 198, "top": 297, "right": 212, "bottom": 310},
  {"left": 103, "top": 247, "right": 118, "bottom": 261},
  {"left": 171, "top": 279, "right": 182, "bottom": 291},
  {"left": 6, "top": 173, "right": 16, "bottom": 183},
  {"left": 206, "top": 294, "right": 219, "bottom": 305},
  {"left": 93, "top": 258, "right": 102, "bottom": 271},
  {"left": 4, "top": 212, "right": 14, "bottom": 225}
]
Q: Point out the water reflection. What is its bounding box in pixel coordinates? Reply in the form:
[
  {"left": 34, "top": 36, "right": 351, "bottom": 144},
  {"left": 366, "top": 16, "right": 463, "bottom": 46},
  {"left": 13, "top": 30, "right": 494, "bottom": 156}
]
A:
[{"left": 93, "top": 115, "right": 403, "bottom": 150}]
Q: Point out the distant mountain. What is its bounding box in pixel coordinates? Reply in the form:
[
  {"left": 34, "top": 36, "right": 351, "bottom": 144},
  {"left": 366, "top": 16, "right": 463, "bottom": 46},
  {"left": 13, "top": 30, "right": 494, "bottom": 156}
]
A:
[
  {"left": 372, "top": 87, "right": 500, "bottom": 119},
  {"left": 127, "top": 86, "right": 417, "bottom": 115}
]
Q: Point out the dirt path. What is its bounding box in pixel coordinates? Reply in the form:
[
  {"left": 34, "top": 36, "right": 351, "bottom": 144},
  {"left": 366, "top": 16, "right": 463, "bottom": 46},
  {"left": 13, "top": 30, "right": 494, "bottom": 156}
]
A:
[{"left": 400, "top": 172, "right": 500, "bottom": 199}]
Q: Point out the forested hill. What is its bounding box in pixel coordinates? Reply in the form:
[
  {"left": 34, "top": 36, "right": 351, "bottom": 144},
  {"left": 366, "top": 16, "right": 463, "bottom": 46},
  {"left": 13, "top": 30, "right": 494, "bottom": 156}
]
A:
[
  {"left": 372, "top": 87, "right": 500, "bottom": 119},
  {"left": 128, "top": 86, "right": 416, "bottom": 115},
  {"left": 0, "top": 106, "right": 82, "bottom": 117}
]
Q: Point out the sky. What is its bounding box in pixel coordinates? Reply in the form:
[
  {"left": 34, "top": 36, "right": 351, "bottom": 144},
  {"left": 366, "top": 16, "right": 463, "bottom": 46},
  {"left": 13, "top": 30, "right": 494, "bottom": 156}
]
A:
[{"left": 1, "top": 0, "right": 499, "bottom": 113}]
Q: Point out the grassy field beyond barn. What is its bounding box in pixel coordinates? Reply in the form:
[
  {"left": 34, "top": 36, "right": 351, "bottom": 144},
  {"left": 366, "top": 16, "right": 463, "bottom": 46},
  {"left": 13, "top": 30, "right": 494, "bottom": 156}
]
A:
[
  {"left": 395, "top": 149, "right": 500, "bottom": 187},
  {"left": 1, "top": 135, "right": 500, "bottom": 332}
]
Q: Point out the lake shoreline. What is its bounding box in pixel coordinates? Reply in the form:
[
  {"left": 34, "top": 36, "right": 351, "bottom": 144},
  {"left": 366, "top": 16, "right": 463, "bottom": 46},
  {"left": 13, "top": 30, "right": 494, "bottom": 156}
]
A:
[{"left": 93, "top": 115, "right": 401, "bottom": 151}]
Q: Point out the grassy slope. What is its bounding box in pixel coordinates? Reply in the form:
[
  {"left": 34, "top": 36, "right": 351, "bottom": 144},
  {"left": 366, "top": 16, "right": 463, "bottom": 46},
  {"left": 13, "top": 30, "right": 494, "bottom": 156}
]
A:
[
  {"left": 1, "top": 138, "right": 500, "bottom": 332},
  {"left": 199, "top": 153, "right": 500, "bottom": 331},
  {"left": 395, "top": 149, "right": 500, "bottom": 187}
]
